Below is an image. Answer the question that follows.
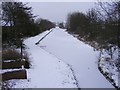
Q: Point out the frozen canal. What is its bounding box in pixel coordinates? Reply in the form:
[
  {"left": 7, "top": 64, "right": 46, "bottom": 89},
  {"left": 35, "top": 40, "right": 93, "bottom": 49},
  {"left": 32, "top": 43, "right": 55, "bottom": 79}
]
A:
[{"left": 39, "top": 27, "right": 114, "bottom": 88}]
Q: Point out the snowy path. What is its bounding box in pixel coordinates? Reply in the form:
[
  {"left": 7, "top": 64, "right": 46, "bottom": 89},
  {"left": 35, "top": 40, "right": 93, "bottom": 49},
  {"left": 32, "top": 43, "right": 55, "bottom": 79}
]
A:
[
  {"left": 8, "top": 29, "right": 78, "bottom": 88},
  {"left": 38, "top": 27, "right": 114, "bottom": 88}
]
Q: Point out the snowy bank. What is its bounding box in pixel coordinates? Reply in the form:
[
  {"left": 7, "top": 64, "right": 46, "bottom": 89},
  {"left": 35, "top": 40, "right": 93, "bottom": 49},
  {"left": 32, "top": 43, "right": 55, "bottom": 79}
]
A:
[{"left": 98, "top": 48, "right": 119, "bottom": 88}]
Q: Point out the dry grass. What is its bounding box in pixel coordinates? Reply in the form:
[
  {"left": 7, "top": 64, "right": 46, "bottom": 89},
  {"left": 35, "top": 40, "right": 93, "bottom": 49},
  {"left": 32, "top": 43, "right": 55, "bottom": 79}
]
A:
[
  {"left": 2, "top": 49, "right": 30, "bottom": 69},
  {"left": 2, "top": 49, "right": 21, "bottom": 60}
]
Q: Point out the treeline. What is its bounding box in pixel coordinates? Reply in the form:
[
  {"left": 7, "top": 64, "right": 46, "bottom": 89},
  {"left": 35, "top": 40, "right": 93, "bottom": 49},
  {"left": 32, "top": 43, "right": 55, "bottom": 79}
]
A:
[
  {"left": 66, "top": 1, "right": 119, "bottom": 50},
  {"left": 2, "top": 2, "right": 55, "bottom": 48}
]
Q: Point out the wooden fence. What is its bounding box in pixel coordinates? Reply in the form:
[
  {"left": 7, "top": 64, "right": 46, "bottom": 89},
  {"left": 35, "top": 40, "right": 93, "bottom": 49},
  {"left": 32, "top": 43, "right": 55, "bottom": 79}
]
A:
[{"left": 1, "top": 70, "right": 27, "bottom": 82}]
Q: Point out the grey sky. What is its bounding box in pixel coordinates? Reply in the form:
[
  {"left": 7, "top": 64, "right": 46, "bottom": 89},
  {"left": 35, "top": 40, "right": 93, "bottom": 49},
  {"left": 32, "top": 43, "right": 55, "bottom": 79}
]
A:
[{"left": 27, "top": 2, "right": 96, "bottom": 22}]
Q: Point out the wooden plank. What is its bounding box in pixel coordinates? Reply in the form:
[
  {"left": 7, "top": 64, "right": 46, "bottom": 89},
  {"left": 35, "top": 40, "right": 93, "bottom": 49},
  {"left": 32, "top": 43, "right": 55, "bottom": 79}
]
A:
[
  {"left": 2, "top": 60, "right": 29, "bottom": 69},
  {"left": 2, "top": 70, "right": 27, "bottom": 81}
]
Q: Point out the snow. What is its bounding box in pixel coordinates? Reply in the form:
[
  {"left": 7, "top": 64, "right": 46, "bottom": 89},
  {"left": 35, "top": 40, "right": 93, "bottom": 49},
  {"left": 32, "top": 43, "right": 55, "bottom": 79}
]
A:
[
  {"left": 37, "top": 27, "right": 114, "bottom": 88},
  {"left": 99, "top": 48, "right": 119, "bottom": 87},
  {"left": 4, "top": 27, "right": 114, "bottom": 88},
  {"left": 2, "top": 60, "right": 16, "bottom": 63},
  {"left": 0, "top": 69, "right": 22, "bottom": 74},
  {"left": 6, "top": 28, "right": 78, "bottom": 88}
]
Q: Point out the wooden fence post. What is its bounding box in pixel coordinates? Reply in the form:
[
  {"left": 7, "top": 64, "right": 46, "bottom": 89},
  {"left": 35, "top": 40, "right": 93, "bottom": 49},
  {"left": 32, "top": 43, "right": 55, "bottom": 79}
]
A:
[{"left": 21, "top": 40, "right": 23, "bottom": 60}]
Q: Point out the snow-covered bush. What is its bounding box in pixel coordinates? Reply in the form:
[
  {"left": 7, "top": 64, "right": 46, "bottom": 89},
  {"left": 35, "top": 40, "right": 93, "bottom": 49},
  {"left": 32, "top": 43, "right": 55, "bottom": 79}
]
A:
[{"left": 98, "top": 47, "right": 119, "bottom": 88}]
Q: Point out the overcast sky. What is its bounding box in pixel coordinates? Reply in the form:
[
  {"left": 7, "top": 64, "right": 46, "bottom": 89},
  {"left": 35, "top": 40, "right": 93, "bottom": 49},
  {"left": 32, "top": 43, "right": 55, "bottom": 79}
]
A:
[{"left": 27, "top": 2, "right": 96, "bottom": 23}]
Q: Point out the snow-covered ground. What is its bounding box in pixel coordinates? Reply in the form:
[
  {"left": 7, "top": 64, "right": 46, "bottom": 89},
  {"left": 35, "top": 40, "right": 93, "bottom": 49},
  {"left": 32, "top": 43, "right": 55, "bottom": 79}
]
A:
[
  {"left": 4, "top": 28, "right": 78, "bottom": 88},
  {"left": 37, "top": 27, "right": 114, "bottom": 88},
  {"left": 99, "top": 48, "right": 119, "bottom": 88},
  {"left": 3, "top": 27, "right": 114, "bottom": 88}
]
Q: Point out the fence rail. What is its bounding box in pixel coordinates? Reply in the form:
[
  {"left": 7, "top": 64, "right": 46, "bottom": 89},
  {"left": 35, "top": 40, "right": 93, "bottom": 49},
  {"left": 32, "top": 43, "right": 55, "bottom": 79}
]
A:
[
  {"left": 1, "top": 70, "right": 27, "bottom": 81},
  {"left": 35, "top": 29, "right": 53, "bottom": 45}
]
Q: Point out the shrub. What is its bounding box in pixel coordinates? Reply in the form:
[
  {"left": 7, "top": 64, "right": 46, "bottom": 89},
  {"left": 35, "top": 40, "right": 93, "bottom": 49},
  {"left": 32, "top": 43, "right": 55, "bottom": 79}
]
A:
[{"left": 2, "top": 49, "right": 21, "bottom": 60}]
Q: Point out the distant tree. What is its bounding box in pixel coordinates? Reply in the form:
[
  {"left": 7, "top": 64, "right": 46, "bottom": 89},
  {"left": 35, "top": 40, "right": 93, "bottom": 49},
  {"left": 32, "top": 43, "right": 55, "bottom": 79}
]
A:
[
  {"left": 66, "top": 12, "right": 90, "bottom": 36},
  {"left": 86, "top": 8, "right": 103, "bottom": 41},
  {"left": 58, "top": 22, "right": 65, "bottom": 29},
  {"left": 66, "top": 1, "right": 119, "bottom": 49},
  {"left": 36, "top": 18, "right": 55, "bottom": 32}
]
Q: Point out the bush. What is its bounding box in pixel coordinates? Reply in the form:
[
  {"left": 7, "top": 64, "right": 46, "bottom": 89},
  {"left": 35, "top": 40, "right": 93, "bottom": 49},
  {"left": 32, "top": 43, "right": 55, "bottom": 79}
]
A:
[{"left": 2, "top": 49, "right": 30, "bottom": 69}]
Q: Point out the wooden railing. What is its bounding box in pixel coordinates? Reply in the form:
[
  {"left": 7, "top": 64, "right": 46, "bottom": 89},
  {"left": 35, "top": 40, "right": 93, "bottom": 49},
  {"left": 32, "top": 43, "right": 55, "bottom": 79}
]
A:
[
  {"left": 35, "top": 29, "right": 53, "bottom": 45},
  {"left": 1, "top": 70, "right": 27, "bottom": 82}
]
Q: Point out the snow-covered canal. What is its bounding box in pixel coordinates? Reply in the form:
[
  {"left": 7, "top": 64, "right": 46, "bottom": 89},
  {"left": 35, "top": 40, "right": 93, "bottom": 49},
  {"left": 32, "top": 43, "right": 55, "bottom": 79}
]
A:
[
  {"left": 7, "top": 27, "right": 78, "bottom": 88},
  {"left": 7, "top": 27, "right": 114, "bottom": 88},
  {"left": 38, "top": 27, "right": 114, "bottom": 88}
]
